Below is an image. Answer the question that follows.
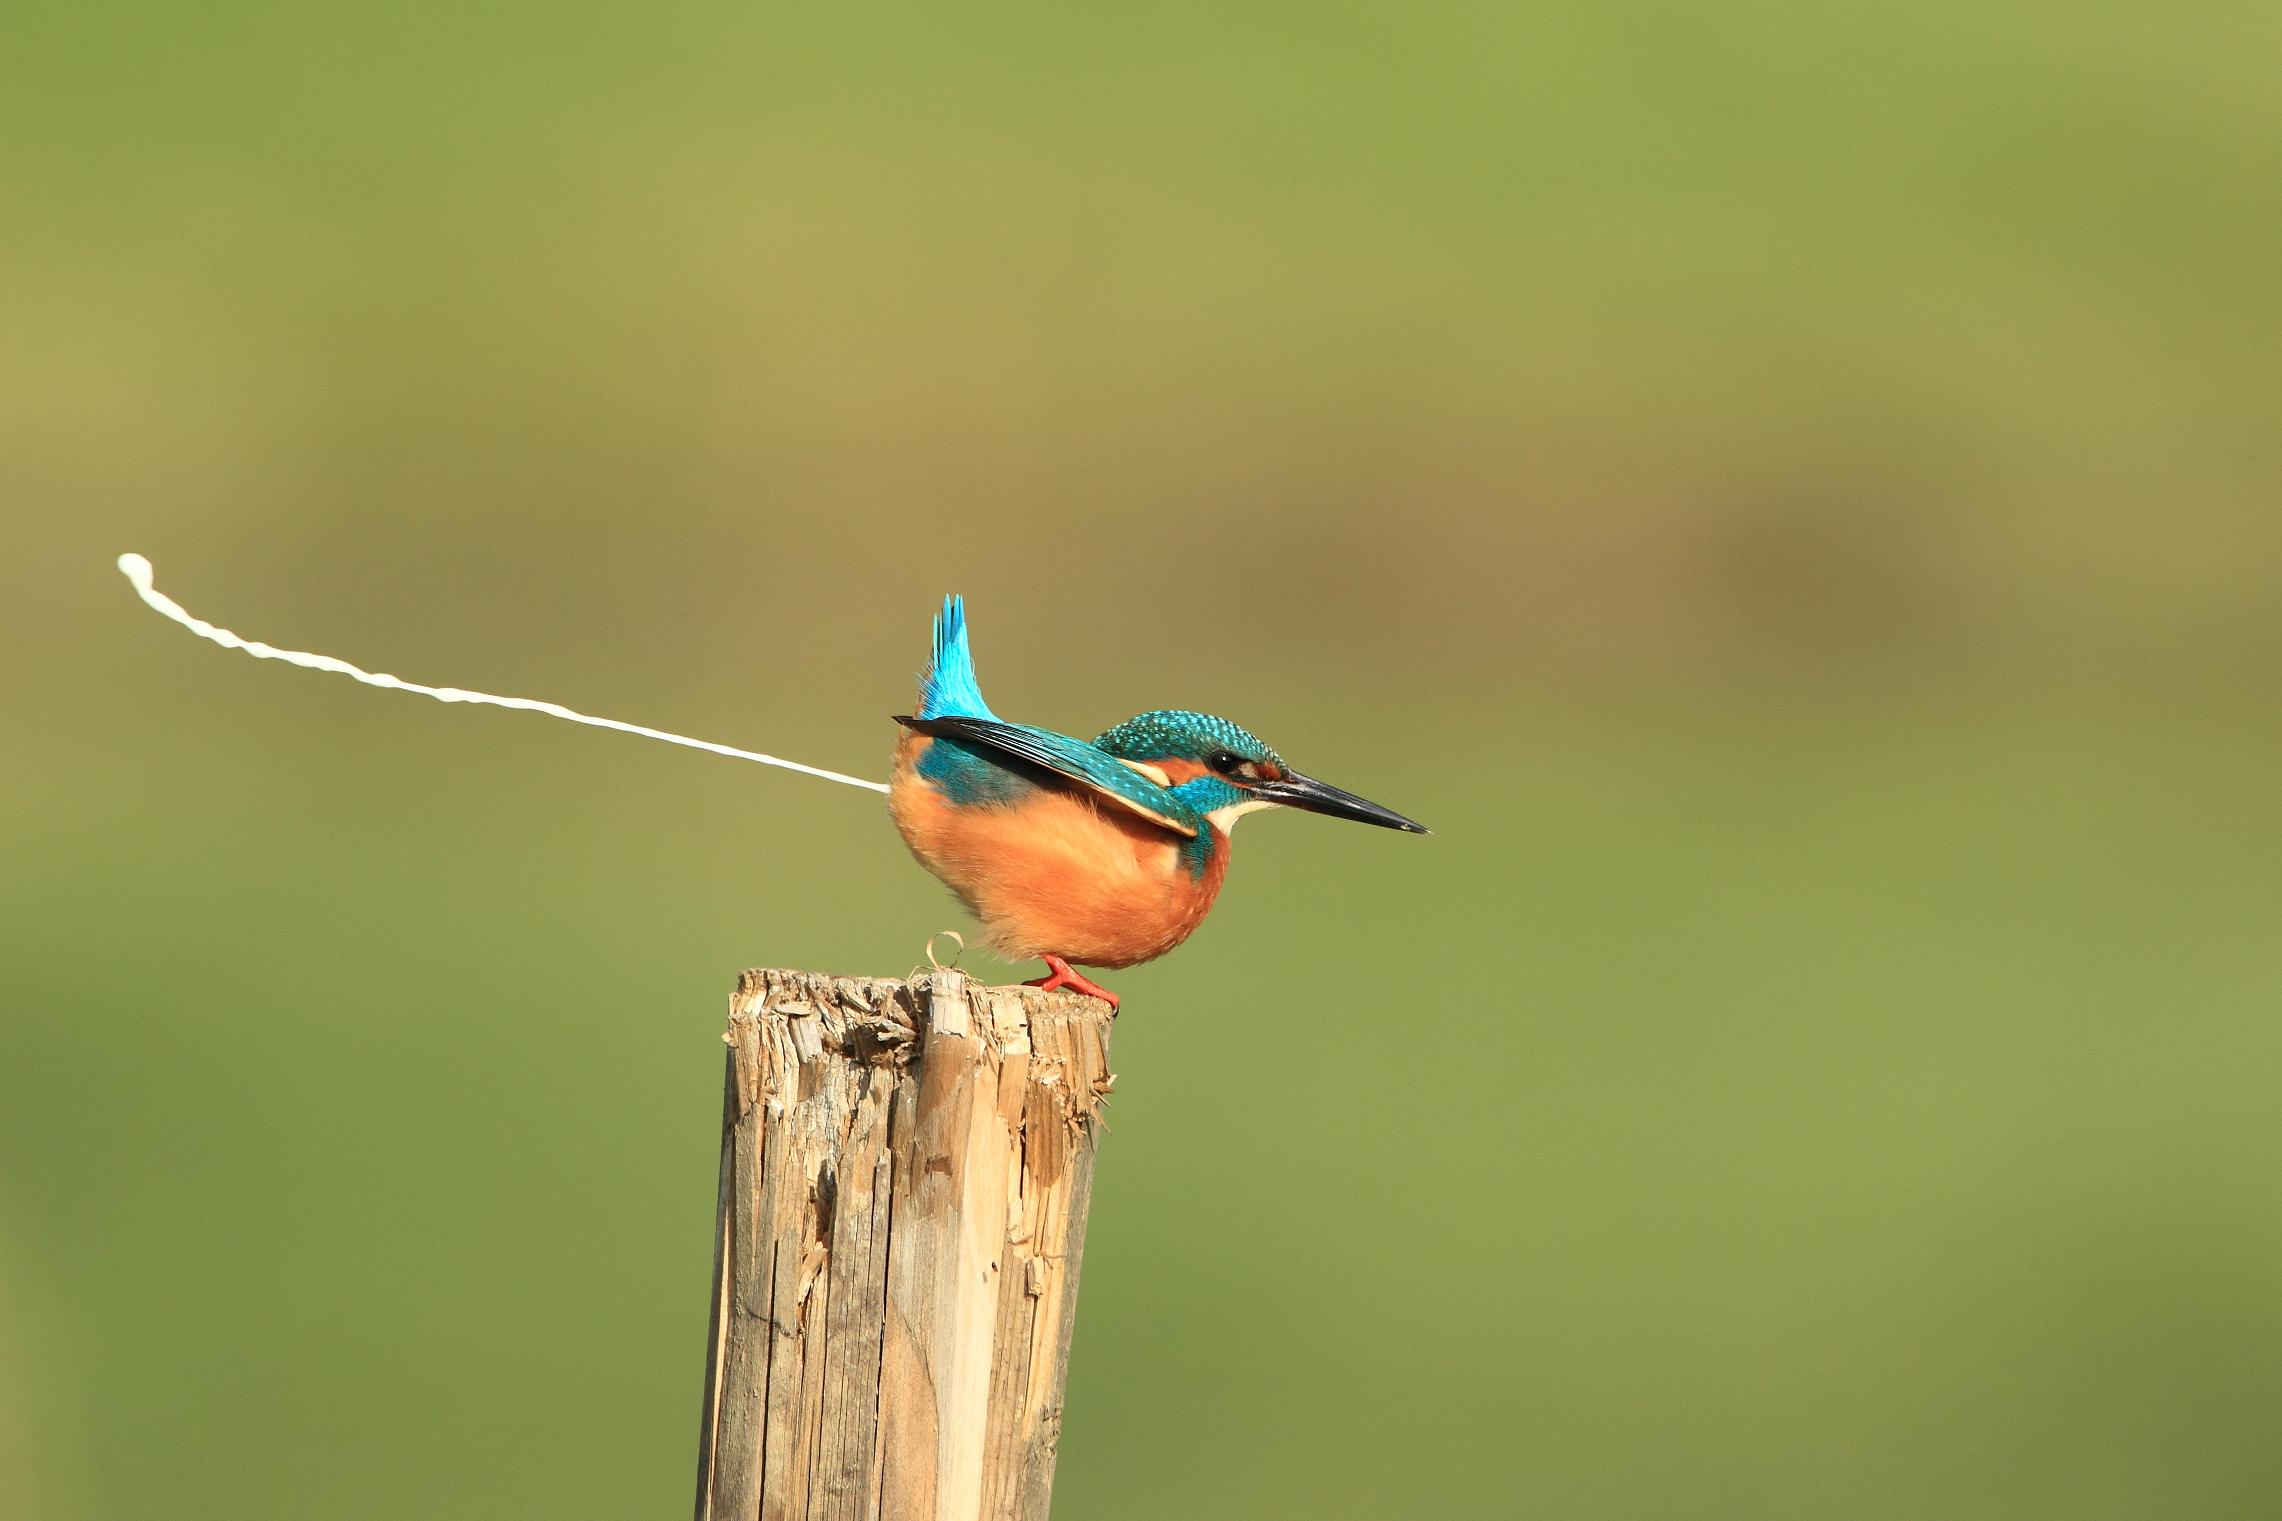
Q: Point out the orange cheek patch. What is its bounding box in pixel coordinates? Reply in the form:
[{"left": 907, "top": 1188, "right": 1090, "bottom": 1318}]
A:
[{"left": 1151, "top": 759, "right": 1211, "bottom": 787}]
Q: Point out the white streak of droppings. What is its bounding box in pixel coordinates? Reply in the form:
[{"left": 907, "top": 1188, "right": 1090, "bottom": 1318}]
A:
[{"left": 114, "top": 552, "right": 892, "bottom": 793}]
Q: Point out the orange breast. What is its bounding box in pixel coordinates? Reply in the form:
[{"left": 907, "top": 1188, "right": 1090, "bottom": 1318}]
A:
[{"left": 888, "top": 732, "right": 1229, "bottom": 969}]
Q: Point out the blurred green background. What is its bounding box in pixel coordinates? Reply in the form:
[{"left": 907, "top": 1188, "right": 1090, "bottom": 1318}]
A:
[{"left": 5, "top": 2, "right": 2281, "bottom": 1516}]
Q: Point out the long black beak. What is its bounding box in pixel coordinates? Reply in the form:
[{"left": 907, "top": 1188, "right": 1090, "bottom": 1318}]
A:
[{"left": 1255, "top": 769, "right": 1430, "bottom": 834}]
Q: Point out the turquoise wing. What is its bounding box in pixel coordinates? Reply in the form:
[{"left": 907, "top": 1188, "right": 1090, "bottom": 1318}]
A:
[{"left": 895, "top": 715, "right": 1198, "bottom": 838}]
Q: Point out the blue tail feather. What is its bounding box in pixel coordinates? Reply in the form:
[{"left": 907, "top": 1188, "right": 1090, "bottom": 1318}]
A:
[{"left": 918, "top": 594, "right": 999, "bottom": 721}]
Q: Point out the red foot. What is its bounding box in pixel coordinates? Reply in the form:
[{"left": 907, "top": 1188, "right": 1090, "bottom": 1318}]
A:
[{"left": 1024, "top": 954, "right": 1121, "bottom": 1011}]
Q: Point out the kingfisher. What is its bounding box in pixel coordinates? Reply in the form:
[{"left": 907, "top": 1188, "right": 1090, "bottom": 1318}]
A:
[{"left": 889, "top": 596, "right": 1427, "bottom": 1008}]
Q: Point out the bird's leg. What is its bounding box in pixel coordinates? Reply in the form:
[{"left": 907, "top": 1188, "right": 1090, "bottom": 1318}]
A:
[{"left": 1024, "top": 954, "right": 1121, "bottom": 1011}]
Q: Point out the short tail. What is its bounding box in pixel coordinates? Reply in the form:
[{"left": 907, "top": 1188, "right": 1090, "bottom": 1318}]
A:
[{"left": 917, "top": 594, "right": 999, "bottom": 721}]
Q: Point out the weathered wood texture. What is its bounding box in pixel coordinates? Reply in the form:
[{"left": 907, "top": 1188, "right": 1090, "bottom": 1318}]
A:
[{"left": 695, "top": 967, "right": 1115, "bottom": 1521}]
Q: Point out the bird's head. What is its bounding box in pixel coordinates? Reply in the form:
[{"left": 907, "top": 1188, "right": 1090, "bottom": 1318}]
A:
[{"left": 1091, "top": 709, "right": 1429, "bottom": 836}]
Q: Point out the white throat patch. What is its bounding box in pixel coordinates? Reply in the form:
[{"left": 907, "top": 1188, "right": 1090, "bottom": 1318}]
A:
[{"left": 1206, "top": 798, "right": 1276, "bottom": 833}]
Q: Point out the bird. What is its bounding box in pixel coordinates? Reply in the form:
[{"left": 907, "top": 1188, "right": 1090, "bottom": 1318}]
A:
[
  {"left": 110, "top": 557, "right": 1426, "bottom": 1010},
  {"left": 889, "top": 596, "right": 1427, "bottom": 1009}
]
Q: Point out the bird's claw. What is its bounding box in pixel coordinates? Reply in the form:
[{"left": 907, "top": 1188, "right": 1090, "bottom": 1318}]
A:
[{"left": 1024, "top": 954, "right": 1120, "bottom": 1011}]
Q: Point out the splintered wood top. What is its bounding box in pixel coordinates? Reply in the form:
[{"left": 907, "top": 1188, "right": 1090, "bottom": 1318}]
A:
[{"left": 725, "top": 966, "right": 1116, "bottom": 1123}]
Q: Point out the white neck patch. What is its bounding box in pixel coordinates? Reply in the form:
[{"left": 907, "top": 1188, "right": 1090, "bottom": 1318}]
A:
[
  {"left": 1117, "top": 757, "right": 1173, "bottom": 788},
  {"left": 1206, "top": 798, "right": 1276, "bottom": 833}
]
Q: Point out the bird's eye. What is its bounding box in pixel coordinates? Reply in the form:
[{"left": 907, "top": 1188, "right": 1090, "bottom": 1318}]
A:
[{"left": 1208, "top": 751, "right": 1244, "bottom": 775}]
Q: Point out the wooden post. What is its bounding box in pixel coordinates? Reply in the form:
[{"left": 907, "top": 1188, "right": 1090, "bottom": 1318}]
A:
[{"left": 695, "top": 967, "right": 1116, "bottom": 1521}]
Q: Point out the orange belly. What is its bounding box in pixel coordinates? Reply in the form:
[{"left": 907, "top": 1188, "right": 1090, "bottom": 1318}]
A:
[{"left": 888, "top": 732, "right": 1227, "bottom": 968}]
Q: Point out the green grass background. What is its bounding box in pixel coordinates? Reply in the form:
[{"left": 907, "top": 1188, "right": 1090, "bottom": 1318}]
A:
[{"left": 5, "top": 2, "right": 2280, "bottom": 1516}]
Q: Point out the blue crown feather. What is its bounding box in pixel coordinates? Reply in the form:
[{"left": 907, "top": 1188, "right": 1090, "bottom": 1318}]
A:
[{"left": 918, "top": 594, "right": 1000, "bottom": 721}]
